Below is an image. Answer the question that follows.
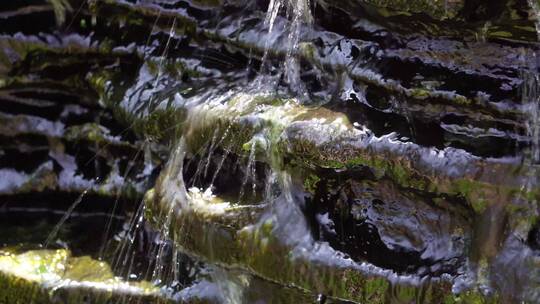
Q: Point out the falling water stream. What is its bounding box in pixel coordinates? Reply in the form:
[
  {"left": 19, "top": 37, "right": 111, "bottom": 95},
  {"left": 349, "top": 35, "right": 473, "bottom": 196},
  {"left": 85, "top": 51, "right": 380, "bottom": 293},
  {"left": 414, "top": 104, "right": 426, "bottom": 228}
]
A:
[
  {"left": 44, "top": 187, "right": 91, "bottom": 248},
  {"left": 527, "top": 0, "right": 540, "bottom": 164},
  {"left": 259, "top": 0, "right": 313, "bottom": 98}
]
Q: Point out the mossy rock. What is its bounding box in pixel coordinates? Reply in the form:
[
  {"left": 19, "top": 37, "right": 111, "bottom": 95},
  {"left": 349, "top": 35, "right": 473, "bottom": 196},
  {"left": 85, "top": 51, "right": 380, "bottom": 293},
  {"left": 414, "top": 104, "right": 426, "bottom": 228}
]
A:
[
  {"left": 362, "top": 0, "right": 464, "bottom": 19},
  {"left": 146, "top": 181, "right": 496, "bottom": 303},
  {"left": 0, "top": 249, "right": 168, "bottom": 304}
]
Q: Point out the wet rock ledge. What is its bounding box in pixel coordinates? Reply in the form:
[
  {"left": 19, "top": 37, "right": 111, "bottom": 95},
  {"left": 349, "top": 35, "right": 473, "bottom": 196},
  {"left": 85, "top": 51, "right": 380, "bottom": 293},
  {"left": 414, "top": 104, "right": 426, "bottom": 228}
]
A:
[{"left": 1, "top": 0, "right": 540, "bottom": 303}]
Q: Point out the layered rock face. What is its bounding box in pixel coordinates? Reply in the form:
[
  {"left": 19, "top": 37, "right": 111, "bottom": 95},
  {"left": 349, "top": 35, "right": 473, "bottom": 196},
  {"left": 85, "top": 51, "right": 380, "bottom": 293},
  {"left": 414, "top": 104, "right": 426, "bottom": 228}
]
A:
[{"left": 1, "top": 0, "right": 540, "bottom": 303}]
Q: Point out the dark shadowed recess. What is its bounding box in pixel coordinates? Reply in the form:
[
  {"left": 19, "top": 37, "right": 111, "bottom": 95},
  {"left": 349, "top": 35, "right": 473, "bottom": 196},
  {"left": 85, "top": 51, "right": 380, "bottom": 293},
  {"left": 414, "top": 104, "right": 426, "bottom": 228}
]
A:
[{"left": 301, "top": 167, "right": 472, "bottom": 277}]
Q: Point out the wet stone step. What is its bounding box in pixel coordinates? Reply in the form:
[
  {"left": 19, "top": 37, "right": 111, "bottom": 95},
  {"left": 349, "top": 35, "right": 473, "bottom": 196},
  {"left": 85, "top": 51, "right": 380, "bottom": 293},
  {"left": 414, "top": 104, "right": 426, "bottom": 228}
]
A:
[
  {"left": 134, "top": 89, "right": 536, "bottom": 301},
  {"left": 1, "top": 0, "right": 539, "bottom": 303},
  {"left": 0, "top": 13, "right": 532, "bottom": 161},
  {"left": 311, "top": 179, "right": 469, "bottom": 277},
  {"left": 0, "top": 189, "right": 322, "bottom": 303},
  {"left": 123, "top": 85, "right": 534, "bottom": 301},
  {"left": 0, "top": 248, "right": 275, "bottom": 304},
  {"left": 144, "top": 164, "right": 479, "bottom": 303},
  {"left": 0, "top": 49, "right": 154, "bottom": 197},
  {"left": 15, "top": 25, "right": 528, "bottom": 298},
  {"left": 0, "top": 249, "right": 167, "bottom": 304},
  {"left": 0, "top": 112, "right": 150, "bottom": 197},
  {"left": 69, "top": 0, "right": 537, "bottom": 160},
  {"left": 315, "top": 0, "right": 538, "bottom": 43},
  {"left": 102, "top": 81, "right": 536, "bottom": 214},
  {"left": 90, "top": 0, "right": 534, "bottom": 103}
]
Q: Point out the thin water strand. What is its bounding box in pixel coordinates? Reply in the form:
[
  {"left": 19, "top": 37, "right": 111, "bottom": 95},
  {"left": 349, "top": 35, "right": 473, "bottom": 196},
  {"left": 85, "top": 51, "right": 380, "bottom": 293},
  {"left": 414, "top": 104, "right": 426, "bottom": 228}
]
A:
[
  {"left": 259, "top": 0, "right": 313, "bottom": 96},
  {"left": 44, "top": 187, "right": 91, "bottom": 248}
]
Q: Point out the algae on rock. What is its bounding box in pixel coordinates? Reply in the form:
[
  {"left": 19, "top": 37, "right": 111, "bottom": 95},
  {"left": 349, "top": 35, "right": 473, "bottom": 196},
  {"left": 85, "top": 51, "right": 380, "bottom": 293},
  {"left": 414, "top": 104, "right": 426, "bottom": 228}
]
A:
[{"left": 0, "top": 249, "right": 163, "bottom": 304}]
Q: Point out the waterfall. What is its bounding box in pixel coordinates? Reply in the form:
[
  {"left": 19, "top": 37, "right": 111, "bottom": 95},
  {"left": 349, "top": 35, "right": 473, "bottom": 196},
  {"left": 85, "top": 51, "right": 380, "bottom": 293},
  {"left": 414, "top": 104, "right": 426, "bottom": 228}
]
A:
[
  {"left": 260, "top": 0, "right": 313, "bottom": 98},
  {"left": 527, "top": 0, "right": 540, "bottom": 163},
  {"left": 522, "top": 2, "right": 540, "bottom": 234},
  {"left": 530, "top": 0, "right": 540, "bottom": 39},
  {"left": 7, "top": 0, "right": 540, "bottom": 301}
]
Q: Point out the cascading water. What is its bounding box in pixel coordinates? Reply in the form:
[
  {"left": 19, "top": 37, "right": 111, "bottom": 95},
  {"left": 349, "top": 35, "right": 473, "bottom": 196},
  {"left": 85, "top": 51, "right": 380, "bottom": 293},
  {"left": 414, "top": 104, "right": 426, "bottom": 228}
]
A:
[
  {"left": 526, "top": 0, "right": 540, "bottom": 165},
  {"left": 149, "top": 0, "right": 540, "bottom": 300},
  {"left": 260, "top": 0, "right": 313, "bottom": 98},
  {"left": 455, "top": 2, "right": 540, "bottom": 302},
  {"left": 4, "top": 0, "right": 540, "bottom": 303}
]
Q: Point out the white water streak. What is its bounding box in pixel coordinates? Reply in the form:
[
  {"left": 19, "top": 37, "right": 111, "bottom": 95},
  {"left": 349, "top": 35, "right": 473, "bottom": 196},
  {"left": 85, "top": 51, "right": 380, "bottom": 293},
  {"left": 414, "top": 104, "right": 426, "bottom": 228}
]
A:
[
  {"left": 44, "top": 187, "right": 91, "bottom": 248},
  {"left": 260, "top": 0, "right": 313, "bottom": 95},
  {"left": 527, "top": 0, "right": 540, "bottom": 163}
]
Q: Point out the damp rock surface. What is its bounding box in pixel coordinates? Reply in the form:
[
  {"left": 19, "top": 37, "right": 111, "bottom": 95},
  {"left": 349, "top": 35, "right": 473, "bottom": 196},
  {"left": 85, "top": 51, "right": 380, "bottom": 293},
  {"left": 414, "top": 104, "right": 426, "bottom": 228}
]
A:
[
  {"left": 1, "top": 0, "right": 540, "bottom": 303},
  {"left": 0, "top": 249, "right": 163, "bottom": 304}
]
